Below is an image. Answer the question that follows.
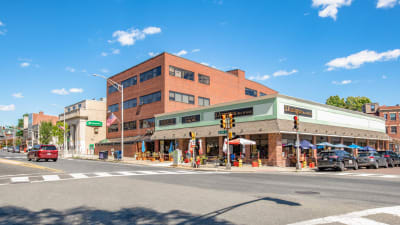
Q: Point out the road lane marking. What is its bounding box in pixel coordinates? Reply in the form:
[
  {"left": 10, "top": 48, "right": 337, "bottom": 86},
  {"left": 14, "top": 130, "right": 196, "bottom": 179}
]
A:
[
  {"left": 116, "top": 171, "right": 139, "bottom": 176},
  {"left": 136, "top": 171, "right": 160, "bottom": 175},
  {"left": 380, "top": 175, "right": 398, "bottom": 178},
  {"left": 288, "top": 205, "right": 400, "bottom": 225},
  {"left": 42, "top": 175, "right": 61, "bottom": 181},
  {"left": 70, "top": 173, "right": 89, "bottom": 179},
  {"left": 0, "top": 158, "right": 63, "bottom": 173},
  {"left": 94, "top": 172, "right": 112, "bottom": 177},
  {"left": 11, "top": 177, "right": 29, "bottom": 183}
]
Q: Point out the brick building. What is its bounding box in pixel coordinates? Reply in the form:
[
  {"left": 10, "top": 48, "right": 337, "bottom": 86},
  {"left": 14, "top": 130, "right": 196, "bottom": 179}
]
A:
[
  {"left": 96, "top": 52, "right": 277, "bottom": 156},
  {"left": 23, "top": 111, "right": 58, "bottom": 148}
]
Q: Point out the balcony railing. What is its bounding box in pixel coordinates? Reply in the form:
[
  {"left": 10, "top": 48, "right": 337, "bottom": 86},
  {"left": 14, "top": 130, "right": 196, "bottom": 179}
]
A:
[{"left": 59, "top": 109, "right": 88, "bottom": 120}]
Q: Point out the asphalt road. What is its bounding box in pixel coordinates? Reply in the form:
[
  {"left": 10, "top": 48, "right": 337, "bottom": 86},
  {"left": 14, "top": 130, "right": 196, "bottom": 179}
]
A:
[{"left": 1, "top": 151, "right": 400, "bottom": 225}]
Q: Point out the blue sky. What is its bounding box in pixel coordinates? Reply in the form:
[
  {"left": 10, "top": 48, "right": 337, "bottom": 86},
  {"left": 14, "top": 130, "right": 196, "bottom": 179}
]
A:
[{"left": 0, "top": 0, "right": 399, "bottom": 125}]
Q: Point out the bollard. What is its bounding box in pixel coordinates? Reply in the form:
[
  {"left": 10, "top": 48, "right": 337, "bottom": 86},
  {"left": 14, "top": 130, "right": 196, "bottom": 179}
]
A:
[
  {"left": 258, "top": 159, "right": 262, "bottom": 167},
  {"left": 303, "top": 161, "right": 307, "bottom": 168},
  {"left": 239, "top": 159, "right": 243, "bottom": 168}
]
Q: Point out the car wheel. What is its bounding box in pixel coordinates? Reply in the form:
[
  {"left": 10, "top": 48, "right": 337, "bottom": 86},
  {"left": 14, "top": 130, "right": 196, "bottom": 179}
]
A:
[
  {"left": 318, "top": 167, "right": 325, "bottom": 171},
  {"left": 35, "top": 157, "right": 40, "bottom": 162},
  {"left": 354, "top": 162, "right": 358, "bottom": 170},
  {"left": 45, "top": 159, "right": 49, "bottom": 162},
  {"left": 53, "top": 158, "right": 58, "bottom": 162},
  {"left": 338, "top": 162, "right": 345, "bottom": 171}
]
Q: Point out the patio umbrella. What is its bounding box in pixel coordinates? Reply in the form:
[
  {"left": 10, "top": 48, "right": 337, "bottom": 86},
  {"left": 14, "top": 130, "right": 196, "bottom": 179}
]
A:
[
  {"left": 334, "top": 144, "right": 349, "bottom": 149},
  {"left": 141, "top": 140, "right": 146, "bottom": 153},
  {"left": 316, "top": 142, "right": 335, "bottom": 147},
  {"left": 361, "top": 146, "right": 376, "bottom": 151},
  {"left": 229, "top": 138, "right": 256, "bottom": 145},
  {"left": 300, "top": 140, "right": 316, "bottom": 149},
  {"left": 348, "top": 144, "right": 362, "bottom": 149},
  {"left": 168, "top": 142, "right": 173, "bottom": 153}
]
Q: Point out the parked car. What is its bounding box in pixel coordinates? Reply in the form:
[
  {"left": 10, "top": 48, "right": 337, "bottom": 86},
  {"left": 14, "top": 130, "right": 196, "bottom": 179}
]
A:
[
  {"left": 378, "top": 151, "right": 400, "bottom": 167},
  {"left": 357, "top": 151, "right": 387, "bottom": 169},
  {"left": 2, "top": 147, "right": 7, "bottom": 151},
  {"left": 27, "top": 144, "right": 58, "bottom": 162},
  {"left": 12, "top": 147, "right": 20, "bottom": 153},
  {"left": 318, "top": 150, "right": 358, "bottom": 171},
  {"left": 7, "top": 147, "right": 14, "bottom": 152}
]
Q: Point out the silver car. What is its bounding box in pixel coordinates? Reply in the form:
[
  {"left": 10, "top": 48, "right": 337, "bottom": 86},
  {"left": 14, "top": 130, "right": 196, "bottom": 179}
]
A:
[{"left": 357, "top": 151, "right": 387, "bottom": 169}]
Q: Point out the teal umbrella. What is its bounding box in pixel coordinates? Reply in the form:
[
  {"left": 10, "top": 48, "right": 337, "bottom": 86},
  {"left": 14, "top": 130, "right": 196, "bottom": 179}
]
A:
[
  {"left": 168, "top": 142, "right": 173, "bottom": 153},
  {"left": 141, "top": 141, "right": 146, "bottom": 153}
]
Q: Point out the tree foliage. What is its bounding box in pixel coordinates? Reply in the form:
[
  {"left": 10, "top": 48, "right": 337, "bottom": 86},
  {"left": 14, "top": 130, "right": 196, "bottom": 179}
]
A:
[
  {"left": 39, "top": 121, "right": 53, "bottom": 144},
  {"left": 52, "top": 121, "right": 69, "bottom": 145},
  {"left": 326, "top": 95, "right": 371, "bottom": 112}
]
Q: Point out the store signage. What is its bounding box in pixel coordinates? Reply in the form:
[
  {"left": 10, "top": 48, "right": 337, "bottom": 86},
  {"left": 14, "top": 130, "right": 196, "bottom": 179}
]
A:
[
  {"left": 284, "top": 105, "right": 312, "bottom": 118},
  {"left": 215, "top": 107, "right": 253, "bottom": 119},
  {"left": 86, "top": 121, "right": 103, "bottom": 127},
  {"left": 159, "top": 118, "right": 176, "bottom": 126},
  {"left": 218, "top": 130, "right": 227, "bottom": 134},
  {"left": 182, "top": 114, "right": 200, "bottom": 124}
]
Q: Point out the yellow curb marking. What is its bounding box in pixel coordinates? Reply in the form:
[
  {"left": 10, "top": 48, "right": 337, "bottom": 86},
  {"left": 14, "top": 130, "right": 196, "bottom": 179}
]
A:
[{"left": 0, "top": 158, "right": 63, "bottom": 173}]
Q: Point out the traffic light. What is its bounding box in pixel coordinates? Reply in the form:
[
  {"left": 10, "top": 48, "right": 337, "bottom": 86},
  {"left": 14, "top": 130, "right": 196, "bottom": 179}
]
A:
[
  {"left": 293, "top": 115, "right": 299, "bottom": 130},
  {"left": 189, "top": 131, "right": 196, "bottom": 140},
  {"left": 229, "top": 113, "right": 235, "bottom": 128},
  {"left": 220, "top": 114, "right": 227, "bottom": 129},
  {"left": 228, "top": 131, "right": 233, "bottom": 139}
]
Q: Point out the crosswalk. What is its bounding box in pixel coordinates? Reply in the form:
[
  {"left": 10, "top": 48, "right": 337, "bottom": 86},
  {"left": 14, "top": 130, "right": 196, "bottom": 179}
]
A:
[
  {"left": 288, "top": 205, "right": 400, "bottom": 225},
  {"left": 0, "top": 170, "right": 228, "bottom": 186},
  {"left": 281, "top": 171, "right": 400, "bottom": 179}
]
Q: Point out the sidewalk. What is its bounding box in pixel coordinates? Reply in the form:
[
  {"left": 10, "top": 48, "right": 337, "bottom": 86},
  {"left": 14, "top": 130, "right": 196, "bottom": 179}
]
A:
[{"left": 65, "top": 154, "right": 316, "bottom": 173}]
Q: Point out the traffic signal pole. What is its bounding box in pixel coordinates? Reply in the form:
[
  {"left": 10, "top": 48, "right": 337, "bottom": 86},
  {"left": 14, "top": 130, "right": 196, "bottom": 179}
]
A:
[{"left": 294, "top": 114, "right": 301, "bottom": 170}]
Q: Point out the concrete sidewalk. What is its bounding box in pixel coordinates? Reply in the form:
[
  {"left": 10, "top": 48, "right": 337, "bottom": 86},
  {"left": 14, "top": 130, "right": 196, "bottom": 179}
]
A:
[{"left": 65, "top": 154, "right": 316, "bottom": 173}]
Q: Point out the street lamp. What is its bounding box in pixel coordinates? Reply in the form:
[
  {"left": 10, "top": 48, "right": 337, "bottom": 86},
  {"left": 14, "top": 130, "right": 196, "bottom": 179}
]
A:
[{"left": 93, "top": 73, "right": 124, "bottom": 159}]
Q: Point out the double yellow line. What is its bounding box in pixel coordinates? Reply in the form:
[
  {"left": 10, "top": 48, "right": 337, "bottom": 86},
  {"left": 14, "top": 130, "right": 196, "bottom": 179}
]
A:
[{"left": 0, "top": 158, "right": 63, "bottom": 173}]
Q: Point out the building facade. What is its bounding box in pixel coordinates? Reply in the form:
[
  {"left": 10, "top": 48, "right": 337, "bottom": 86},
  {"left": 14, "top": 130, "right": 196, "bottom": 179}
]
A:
[
  {"left": 23, "top": 111, "right": 58, "bottom": 148},
  {"left": 96, "top": 52, "right": 277, "bottom": 156},
  {"left": 59, "top": 99, "right": 107, "bottom": 155},
  {"left": 152, "top": 94, "right": 389, "bottom": 166}
]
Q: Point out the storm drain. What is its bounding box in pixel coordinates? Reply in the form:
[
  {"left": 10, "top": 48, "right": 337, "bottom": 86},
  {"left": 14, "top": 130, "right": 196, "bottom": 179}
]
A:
[{"left": 295, "top": 191, "right": 320, "bottom": 195}]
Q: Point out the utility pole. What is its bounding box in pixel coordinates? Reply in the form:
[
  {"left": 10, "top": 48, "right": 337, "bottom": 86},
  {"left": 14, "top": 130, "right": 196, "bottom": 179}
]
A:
[{"left": 294, "top": 114, "right": 301, "bottom": 170}]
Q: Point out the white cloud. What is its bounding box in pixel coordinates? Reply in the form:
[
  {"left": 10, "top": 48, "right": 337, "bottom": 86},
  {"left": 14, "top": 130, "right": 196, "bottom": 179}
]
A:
[
  {"left": 101, "top": 52, "right": 108, "bottom": 57},
  {"left": 142, "top": 26, "right": 161, "bottom": 35},
  {"left": 0, "top": 21, "right": 3, "bottom": 26},
  {"left": 69, "top": 88, "right": 83, "bottom": 93},
  {"left": 312, "top": 0, "right": 352, "bottom": 20},
  {"left": 382, "top": 75, "right": 388, "bottom": 79},
  {"left": 0, "top": 104, "right": 15, "bottom": 111},
  {"left": 111, "top": 26, "right": 161, "bottom": 46},
  {"left": 12, "top": 93, "right": 23, "bottom": 98},
  {"left": 51, "top": 88, "right": 69, "bottom": 95},
  {"left": 20, "top": 62, "right": 30, "bottom": 67},
  {"left": 332, "top": 80, "right": 352, "bottom": 85},
  {"left": 0, "top": 20, "right": 6, "bottom": 35},
  {"left": 65, "top": 66, "right": 76, "bottom": 72},
  {"left": 326, "top": 49, "right": 400, "bottom": 70},
  {"left": 81, "top": 69, "right": 87, "bottom": 73},
  {"left": 273, "top": 69, "right": 298, "bottom": 77},
  {"left": 200, "top": 62, "right": 210, "bottom": 66},
  {"left": 100, "top": 68, "right": 109, "bottom": 74},
  {"left": 148, "top": 52, "right": 159, "bottom": 57},
  {"left": 111, "top": 49, "right": 120, "bottom": 55},
  {"left": 192, "top": 49, "right": 200, "bottom": 53},
  {"left": 377, "top": 0, "right": 397, "bottom": 8},
  {"left": 174, "top": 50, "right": 188, "bottom": 56},
  {"left": 249, "top": 75, "right": 271, "bottom": 81}
]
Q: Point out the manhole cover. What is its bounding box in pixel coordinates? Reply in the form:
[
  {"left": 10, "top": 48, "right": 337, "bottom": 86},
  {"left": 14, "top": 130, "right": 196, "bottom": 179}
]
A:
[{"left": 295, "top": 191, "right": 320, "bottom": 195}]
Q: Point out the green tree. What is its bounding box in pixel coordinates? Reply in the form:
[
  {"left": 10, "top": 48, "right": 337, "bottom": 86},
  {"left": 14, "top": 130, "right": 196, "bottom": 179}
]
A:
[
  {"left": 326, "top": 95, "right": 346, "bottom": 108},
  {"left": 345, "top": 96, "right": 371, "bottom": 111},
  {"left": 52, "top": 121, "right": 69, "bottom": 145},
  {"left": 39, "top": 121, "right": 53, "bottom": 144}
]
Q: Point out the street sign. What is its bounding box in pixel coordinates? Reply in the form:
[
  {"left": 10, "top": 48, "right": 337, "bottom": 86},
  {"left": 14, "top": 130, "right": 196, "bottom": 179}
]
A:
[
  {"left": 86, "top": 121, "right": 103, "bottom": 127},
  {"left": 218, "top": 130, "right": 227, "bottom": 134}
]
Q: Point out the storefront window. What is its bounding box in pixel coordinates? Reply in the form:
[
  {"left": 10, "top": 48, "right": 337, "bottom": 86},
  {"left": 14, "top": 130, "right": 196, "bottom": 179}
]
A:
[
  {"left": 250, "top": 134, "right": 268, "bottom": 159},
  {"left": 206, "top": 137, "right": 219, "bottom": 156}
]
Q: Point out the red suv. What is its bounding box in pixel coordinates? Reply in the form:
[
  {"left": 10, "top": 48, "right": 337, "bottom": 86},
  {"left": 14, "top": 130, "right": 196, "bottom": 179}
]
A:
[{"left": 27, "top": 145, "right": 58, "bottom": 162}]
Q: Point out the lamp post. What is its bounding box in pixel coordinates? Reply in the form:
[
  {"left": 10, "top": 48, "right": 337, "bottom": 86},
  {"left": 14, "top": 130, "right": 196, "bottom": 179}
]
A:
[{"left": 93, "top": 73, "right": 124, "bottom": 159}]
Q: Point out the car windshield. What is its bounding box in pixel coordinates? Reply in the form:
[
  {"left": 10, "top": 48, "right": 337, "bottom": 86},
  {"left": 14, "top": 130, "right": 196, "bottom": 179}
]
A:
[
  {"left": 320, "top": 152, "right": 338, "bottom": 157},
  {"left": 41, "top": 146, "right": 57, "bottom": 150},
  {"left": 358, "top": 153, "right": 371, "bottom": 157}
]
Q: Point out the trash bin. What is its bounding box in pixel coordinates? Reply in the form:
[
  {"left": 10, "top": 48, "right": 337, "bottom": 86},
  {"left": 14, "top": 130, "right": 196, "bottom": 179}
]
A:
[
  {"left": 114, "top": 150, "right": 122, "bottom": 160},
  {"left": 99, "top": 151, "right": 109, "bottom": 160}
]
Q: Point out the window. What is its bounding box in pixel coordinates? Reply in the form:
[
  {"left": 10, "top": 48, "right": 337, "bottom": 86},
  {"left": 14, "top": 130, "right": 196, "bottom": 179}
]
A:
[
  {"left": 245, "top": 88, "right": 257, "bottom": 97},
  {"left": 78, "top": 104, "right": 82, "bottom": 109},
  {"left": 198, "top": 74, "right": 210, "bottom": 85},
  {"left": 371, "top": 105, "right": 375, "bottom": 111},
  {"left": 123, "top": 98, "right": 137, "bottom": 109},
  {"left": 140, "top": 91, "right": 161, "bottom": 105},
  {"left": 122, "top": 76, "right": 137, "bottom": 88},
  {"left": 390, "top": 113, "right": 396, "bottom": 121},
  {"left": 260, "top": 92, "right": 267, "bottom": 96},
  {"left": 391, "top": 126, "right": 397, "bottom": 134},
  {"left": 123, "top": 121, "right": 136, "bottom": 131},
  {"left": 159, "top": 118, "right": 176, "bottom": 126},
  {"left": 68, "top": 108, "right": 71, "bottom": 112},
  {"left": 169, "top": 66, "right": 194, "bottom": 81},
  {"left": 140, "top": 66, "right": 161, "bottom": 82},
  {"left": 198, "top": 97, "right": 210, "bottom": 106},
  {"left": 140, "top": 118, "right": 155, "bottom": 129},
  {"left": 108, "top": 103, "right": 119, "bottom": 112},
  {"left": 108, "top": 124, "right": 118, "bottom": 133},
  {"left": 108, "top": 85, "right": 118, "bottom": 94},
  {"left": 384, "top": 114, "right": 388, "bottom": 120},
  {"left": 169, "top": 91, "right": 194, "bottom": 104}
]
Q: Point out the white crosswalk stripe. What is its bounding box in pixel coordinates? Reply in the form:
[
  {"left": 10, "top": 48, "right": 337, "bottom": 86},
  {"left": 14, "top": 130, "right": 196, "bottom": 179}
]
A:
[
  {"left": 1, "top": 170, "right": 228, "bottom": 186},
  {"left": 283, "top": 171, "right": 400, "bottom": 179},
  {"left": 288, "top": 205, "right": 400, "bottom": 225}
]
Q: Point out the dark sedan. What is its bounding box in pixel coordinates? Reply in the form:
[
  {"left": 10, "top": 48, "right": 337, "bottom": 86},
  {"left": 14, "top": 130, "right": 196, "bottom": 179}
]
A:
[{"left": 318, "top": 150, "right": 358, "bottom": 171}]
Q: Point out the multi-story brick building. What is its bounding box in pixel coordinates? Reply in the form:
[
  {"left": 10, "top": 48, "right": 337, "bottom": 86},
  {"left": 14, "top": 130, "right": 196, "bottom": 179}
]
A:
[
  {"left": 96, "top": 52, "right": 277, "bottom": 156},
  {"left": 23, "top": 111, "right": 58, "bottom": 148}
]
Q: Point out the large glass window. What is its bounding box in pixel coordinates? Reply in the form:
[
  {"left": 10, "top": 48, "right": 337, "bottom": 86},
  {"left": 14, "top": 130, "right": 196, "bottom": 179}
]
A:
[
  {"left": 198, "top": 97, "right": 210, "bottom": 106},
  {"left": 245, "top": 88, "right": 257, "bottom": 97},
  {"left": 260, "top": 92, "right": 267, "bottom": 96},
  {"left": 169, "top": 66, "right": 194, "bottom": 81},
  {"left": 198, "top": 74, "right": 210, "bottom": 85},
  {"left": 140, "top": 66, "right": 161, "bottom": 82},
  {"left": 123, "top": 98, "right": 137, "bottom": 109},
  {"left": 108, "top": 124, "right": 118, "bottom": 133},
  {"left": 108, "top": 104, "right": 119, "bottom": 112},
  {"left": 169, "top": 91, "right": 194, "bottom": 104},
  {"left": 391, "top": 126, "right": 397, "bottom": 134},
  {"left": 140, "top": 118, "right": 155, "bottom": 129},
  {"left": 390, "top": 113, "right": 396, "bottom": 121},
  {"left": 140, "top": 91, "right": 161, "bottom": 105},
  {"left": 123, "top": 121, "right": 136, "bottom": 131},
  {"left": 122, "top": 76, "right": 137, "bottom": 88},
  {"left": 108, "top": 85, "right": 118, "bottom": 94}
]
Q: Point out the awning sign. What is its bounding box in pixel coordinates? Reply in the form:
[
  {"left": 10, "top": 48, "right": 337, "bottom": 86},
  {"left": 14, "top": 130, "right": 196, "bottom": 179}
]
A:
[{"left": 284, "top": 105, "right": 312, "bottom": 118}]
